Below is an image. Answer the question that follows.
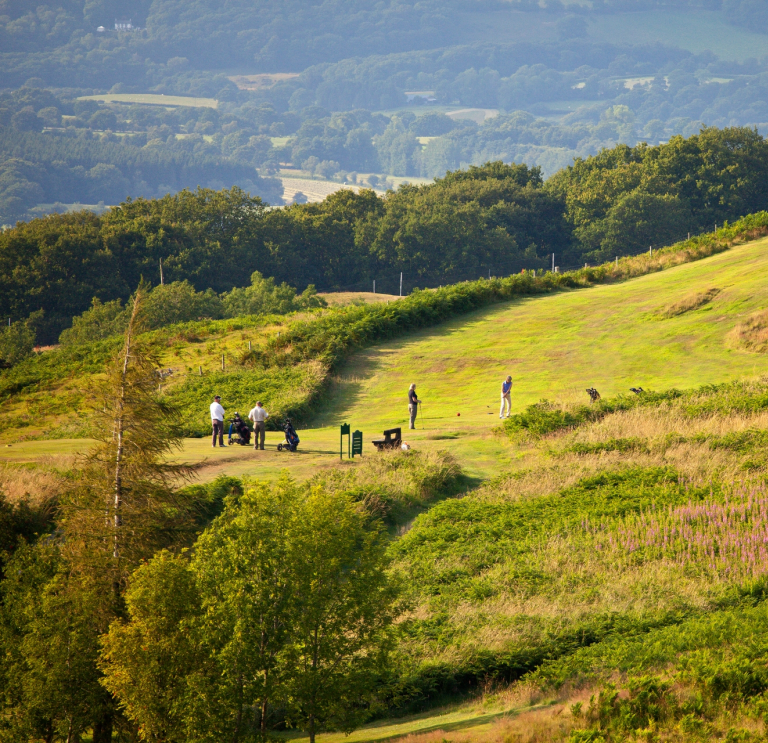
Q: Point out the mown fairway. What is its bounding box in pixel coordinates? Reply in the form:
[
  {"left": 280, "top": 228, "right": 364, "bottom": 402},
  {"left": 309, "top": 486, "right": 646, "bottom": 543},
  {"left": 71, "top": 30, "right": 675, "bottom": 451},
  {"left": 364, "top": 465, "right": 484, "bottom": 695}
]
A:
[{"left": 5, "top": 237, "right": 768, "bottom": 483}]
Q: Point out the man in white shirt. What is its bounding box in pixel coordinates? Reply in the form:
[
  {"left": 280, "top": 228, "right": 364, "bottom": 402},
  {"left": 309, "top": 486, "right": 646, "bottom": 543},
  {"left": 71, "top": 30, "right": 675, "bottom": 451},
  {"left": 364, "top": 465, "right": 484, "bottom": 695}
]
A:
[
  {"left": 210, "top": 395, "right": 226, "bottom": 448},
  {"left": 249, "top": 401, "right": 269, "bottom": 450}
]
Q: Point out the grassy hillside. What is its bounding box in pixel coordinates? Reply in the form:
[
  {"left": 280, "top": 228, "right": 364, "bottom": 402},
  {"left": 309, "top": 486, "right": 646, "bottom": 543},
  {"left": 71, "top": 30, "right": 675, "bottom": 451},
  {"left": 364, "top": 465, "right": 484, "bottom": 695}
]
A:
[{"left": 5, "top": 225, "right": 768, "bottom": 740}]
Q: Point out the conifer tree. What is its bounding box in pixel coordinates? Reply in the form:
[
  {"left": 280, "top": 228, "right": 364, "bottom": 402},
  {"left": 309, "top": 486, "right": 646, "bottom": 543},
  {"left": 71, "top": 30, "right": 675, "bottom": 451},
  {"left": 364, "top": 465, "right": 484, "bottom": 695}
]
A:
[{"left": 0, "top": 286, "right": 193, "bottom": 743}]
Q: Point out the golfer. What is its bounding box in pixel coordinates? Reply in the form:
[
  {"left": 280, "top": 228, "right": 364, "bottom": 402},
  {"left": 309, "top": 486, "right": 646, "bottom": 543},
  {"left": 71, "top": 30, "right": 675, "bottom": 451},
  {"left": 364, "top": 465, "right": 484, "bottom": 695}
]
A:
[
  {"left": 408, "top": 383, "right": 420, "bottom": 430},
  {"left": 248, "top": 401, "right": 269, "bottom": 450},
  {"left": 500, "top": 376, "right": 512, "bottom": 418},
  {"left": 210, "top": 395, "right": 226, "bottom": 447}
]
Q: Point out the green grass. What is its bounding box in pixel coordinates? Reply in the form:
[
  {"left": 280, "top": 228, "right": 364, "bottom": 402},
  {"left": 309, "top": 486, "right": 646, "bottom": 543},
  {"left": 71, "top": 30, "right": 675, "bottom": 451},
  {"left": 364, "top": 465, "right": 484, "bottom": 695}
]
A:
[
  {"left": 77, "top": 94, "right": 218, "bottom": 108},
  {"left": 8, "top": 231, "right": 768, "bottom": 739}
]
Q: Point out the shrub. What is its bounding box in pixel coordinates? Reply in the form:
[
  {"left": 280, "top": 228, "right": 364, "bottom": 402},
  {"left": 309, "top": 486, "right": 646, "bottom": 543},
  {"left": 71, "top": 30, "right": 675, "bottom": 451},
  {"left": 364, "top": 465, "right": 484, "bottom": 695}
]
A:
[
  {"left": 314, "top": 449, "right": 462, "bottom": 525},
  {"left": 221, "top": 271, "right": 325, "bottom": 317},
  {"left": 0, "top": 320, "right": 35, "bottom": 367},
  {"left": 58, "top": 297, "right": 127, "bottom": 346}
]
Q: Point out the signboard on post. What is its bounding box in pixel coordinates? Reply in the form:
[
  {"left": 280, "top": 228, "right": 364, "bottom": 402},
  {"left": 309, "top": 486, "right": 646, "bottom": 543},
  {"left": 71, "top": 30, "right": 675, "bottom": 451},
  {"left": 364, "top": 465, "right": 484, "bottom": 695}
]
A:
[
  {"left": 352, "top": 430, "right": 363, "bottom": 457},
  {"left": 340, "top": 423, "right": 350, "bottom": 459}
]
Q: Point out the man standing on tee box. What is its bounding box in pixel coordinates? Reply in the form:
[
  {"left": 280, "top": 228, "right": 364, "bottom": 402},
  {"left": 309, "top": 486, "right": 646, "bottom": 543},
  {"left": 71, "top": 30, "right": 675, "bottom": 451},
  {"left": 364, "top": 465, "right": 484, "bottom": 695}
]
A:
[
  {"left": 210, "top": 395, "right": 226, "bottom": 447},
  {"left": 408, "top": 383, "right": 420, "bottom": 430},
  {"left": 500, "top": 376, "right": 512, "bottom": 419},
  {"left": 249, "top": 401, "right": 269, "bottom": 450}
]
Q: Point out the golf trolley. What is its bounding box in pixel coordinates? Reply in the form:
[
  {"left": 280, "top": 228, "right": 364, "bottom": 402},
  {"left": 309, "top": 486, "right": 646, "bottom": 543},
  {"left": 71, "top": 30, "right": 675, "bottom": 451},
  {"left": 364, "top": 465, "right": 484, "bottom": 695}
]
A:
[
  {"left": 277, "top": 418, "right": 300, "bottom": 452},
  {"left": 227, "top": 412, "right": 252, "bottom": 446}
]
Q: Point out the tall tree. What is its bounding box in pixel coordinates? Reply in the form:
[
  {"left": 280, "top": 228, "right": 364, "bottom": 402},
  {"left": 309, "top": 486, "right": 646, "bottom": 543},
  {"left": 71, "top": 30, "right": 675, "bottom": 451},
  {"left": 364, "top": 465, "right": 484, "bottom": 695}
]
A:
[
  {"left": 0, "top": 286, "right": 193, "bottom": 743},
  {"left": 283, "top": 487, "right": 399, "bottom": 743}
]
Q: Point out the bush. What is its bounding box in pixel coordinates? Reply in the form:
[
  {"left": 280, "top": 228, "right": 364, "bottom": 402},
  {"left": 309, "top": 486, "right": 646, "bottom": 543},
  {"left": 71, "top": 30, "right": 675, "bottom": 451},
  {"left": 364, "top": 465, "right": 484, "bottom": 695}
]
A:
[
  {"left": 314, "top": 449, "right": 462, "bottom": 525},
  {"left": 0, "top": 318, "right": 36, "bottom": 367},
  {"left": 222, "top": 271, "right": 325, "bottom": 317},
  {"left": 58, "top": 298, "right": 127, "bottom": 346},
  {"left": 142, "top": 281, "right": 225, "bottom": 328}
]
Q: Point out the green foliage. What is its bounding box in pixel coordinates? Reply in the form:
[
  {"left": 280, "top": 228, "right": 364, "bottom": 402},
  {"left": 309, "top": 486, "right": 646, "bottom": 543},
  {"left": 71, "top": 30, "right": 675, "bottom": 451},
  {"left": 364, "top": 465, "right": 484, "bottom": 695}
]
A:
[
  {"left": 222, "top": 270, "right": 325, "bottom": 317},
  {"left": 100, "top": 476, "right": 400, "bottom": 742},
  {"left": 505, "top": 390, "right": 682, "bottom": 438},
  {"left": 58, "top": 297, "right": 128, "bottom": 346},
  {"left": 0, "top": 317, "right": 35, "bottom": 367},
  {"left": 0, "top": 490, "right": 52, "bottom": 580},
  {"left": 0, "top": 543, "right": 114, "bottom": 743},
  {"left": 143, "top": 281, "right": 225, "bottom": 328},
  {"left": 6, "top": 130, "right": 768, "bottom": 343},
  {"left": 98, "top": 552, "right": 202, "bottom": 743},
  {"left": 313, "top": 449, "right": 462, "bottom": 525},
  {"left": 549, "top": 128, "right": 768, "bottom": 262}
]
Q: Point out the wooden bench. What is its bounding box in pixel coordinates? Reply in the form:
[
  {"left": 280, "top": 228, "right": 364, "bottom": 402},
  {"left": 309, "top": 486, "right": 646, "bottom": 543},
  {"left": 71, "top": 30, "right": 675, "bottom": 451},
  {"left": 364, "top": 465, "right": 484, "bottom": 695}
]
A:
[{"left": 371, "top": 427, "right": 402, "bottom": 451}]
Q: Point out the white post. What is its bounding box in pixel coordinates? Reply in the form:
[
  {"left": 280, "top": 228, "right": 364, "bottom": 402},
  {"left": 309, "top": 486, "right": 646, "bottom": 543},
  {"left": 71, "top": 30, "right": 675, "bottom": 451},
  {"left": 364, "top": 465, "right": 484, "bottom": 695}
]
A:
[
  {"left": 615, "top": 256, "right": 618, "bottom": 268},
  {"left": 400, "top": 272, "right": 402, "bottom": 297},
  {"left": 373, "top": 280, "right": 375, "bottom": 294},
  {"left": 552, "top": 253, "right": 555, "bottom": 272},
  {"left": 159, "top": 257, "right": 164, "bottom": 285}
]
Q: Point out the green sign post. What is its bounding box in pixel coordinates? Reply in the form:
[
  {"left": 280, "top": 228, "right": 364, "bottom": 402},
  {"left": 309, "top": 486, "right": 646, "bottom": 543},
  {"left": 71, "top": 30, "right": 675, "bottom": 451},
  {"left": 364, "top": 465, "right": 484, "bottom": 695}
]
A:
[
  {"left": 340, "top": 423, "right": 350, "bottom": 459},
  {"left": 352, "top": 430, "right": 363, "bottom": 457}
]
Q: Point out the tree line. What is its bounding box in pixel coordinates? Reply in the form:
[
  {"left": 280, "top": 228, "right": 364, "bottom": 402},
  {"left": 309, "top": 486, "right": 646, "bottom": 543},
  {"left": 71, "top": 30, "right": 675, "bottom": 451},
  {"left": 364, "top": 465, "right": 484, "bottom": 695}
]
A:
[{"left": 2, "top": 126, "right": 767, "bottom": 344}]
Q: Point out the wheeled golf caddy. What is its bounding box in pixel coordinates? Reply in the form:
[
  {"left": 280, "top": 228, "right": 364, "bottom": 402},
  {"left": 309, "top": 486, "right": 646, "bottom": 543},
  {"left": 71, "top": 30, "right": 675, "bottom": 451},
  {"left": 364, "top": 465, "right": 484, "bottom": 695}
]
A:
[
  {"left": 227, "top": 412, "right": 252, "bottom": 446},
  {"left": 277, "top": 418, "right": 300, "bottom": 452}
]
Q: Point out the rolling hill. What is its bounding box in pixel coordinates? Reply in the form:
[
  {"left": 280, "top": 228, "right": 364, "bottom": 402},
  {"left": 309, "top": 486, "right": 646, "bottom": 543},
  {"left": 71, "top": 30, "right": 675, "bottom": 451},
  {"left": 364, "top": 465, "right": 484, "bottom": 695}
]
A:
[{"left": 4, "top": 231, "right": 768, "bottom": 741}]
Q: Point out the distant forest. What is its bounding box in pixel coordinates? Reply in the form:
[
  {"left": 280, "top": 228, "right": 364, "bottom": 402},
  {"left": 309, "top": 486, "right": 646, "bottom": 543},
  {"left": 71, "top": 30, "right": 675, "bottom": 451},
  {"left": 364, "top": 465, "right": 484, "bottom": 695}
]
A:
[
  {"left": 1, "top": 0, "right": 768, "bottom": 222},
  {"left": 2, "top": 127, "right": 766, "bottom": 343}
]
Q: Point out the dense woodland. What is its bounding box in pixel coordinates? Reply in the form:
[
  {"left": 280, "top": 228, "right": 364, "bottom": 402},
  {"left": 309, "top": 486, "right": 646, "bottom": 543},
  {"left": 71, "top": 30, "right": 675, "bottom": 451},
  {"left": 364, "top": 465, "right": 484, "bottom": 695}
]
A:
[
  {"left": 1, "top": 126, "right": 765, "bottom": 344},
  {"left": 3, "top": 0, "right": 768, "bottom": 220}
]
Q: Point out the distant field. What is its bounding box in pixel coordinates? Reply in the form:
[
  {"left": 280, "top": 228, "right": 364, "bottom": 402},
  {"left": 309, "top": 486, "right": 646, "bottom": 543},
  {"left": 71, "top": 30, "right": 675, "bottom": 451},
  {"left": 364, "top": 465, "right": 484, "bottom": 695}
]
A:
[
  {"left": 459, "top": 7, "right": 768, "bottom": 62},
  {"left": 228, "top": 73, "right": 299, "bottom": 91},
  {"left": 78, "top": 94, "right": 218, "bottom": 109},
  {"left": 278, "top": 177, "right": 365, "bottom": 204},
  {"left": 446, "top": 108, "right": 499, "bottom": 123},
  {"left": 318, "top": 291, "right": 400, "bottom": 306}
]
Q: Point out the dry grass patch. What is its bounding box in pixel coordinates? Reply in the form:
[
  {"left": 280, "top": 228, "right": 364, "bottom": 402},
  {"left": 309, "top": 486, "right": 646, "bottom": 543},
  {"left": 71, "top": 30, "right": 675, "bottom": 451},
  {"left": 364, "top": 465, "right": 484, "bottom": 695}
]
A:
[
  {"left": 0, "top": 463, "right": 63, "bottom": 507},
  {"left": 655, "top": 286, "right": 720, "bottom": 318},
  {"left": 731, "top": 308, "right": 768, "bottom": 352}
]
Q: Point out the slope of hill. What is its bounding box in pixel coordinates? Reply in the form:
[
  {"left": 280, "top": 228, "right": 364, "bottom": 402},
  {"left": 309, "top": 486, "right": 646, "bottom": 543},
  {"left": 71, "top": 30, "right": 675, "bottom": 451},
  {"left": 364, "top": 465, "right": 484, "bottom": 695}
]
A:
[{"left": 4, "top": 227, "right": 768, "bottom": 739}]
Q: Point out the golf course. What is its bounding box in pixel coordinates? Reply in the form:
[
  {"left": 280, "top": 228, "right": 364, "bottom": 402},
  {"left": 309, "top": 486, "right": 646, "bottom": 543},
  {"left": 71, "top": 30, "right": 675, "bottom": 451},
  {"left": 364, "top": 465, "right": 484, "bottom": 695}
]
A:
[
  {"left": 5, "top": 232, "right": 768, "bottom": 741},
  {"left": 4, "top": 235, "right": 768, "bottom": 484}
]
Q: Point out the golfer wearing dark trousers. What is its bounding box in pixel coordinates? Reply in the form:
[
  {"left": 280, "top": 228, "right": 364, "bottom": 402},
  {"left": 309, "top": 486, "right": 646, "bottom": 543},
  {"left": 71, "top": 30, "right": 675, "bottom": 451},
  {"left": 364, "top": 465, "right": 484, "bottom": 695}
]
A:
[
  {"left": 408, "top": 383, "right": 419, "bottom": 430},
  {"left": 210, "top": 395, "right": 226, "bottom": 447},
  {"left": 248, "top": 401, "right": 269, "bottom": 450}
]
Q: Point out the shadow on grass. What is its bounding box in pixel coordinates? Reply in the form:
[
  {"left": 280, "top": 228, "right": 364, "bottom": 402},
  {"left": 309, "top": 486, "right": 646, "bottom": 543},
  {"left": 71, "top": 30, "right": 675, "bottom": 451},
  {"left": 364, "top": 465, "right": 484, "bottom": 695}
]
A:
[{"left": 280, "top": 707, "right": 518, "bottom": 743}]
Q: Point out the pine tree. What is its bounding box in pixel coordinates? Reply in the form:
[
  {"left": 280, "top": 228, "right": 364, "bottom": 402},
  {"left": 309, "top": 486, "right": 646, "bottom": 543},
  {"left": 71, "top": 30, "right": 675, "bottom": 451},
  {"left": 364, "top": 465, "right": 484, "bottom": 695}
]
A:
[{"left": 0, "top": 286, "right": 194, "bottom": 743}]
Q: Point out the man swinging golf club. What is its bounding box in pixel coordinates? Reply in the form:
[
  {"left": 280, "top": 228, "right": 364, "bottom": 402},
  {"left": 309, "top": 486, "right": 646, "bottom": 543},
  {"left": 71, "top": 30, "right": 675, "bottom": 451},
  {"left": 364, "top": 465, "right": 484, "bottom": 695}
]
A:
[
  {"left": 408, "top": 383, "right": 420, "bottom": 430},
  {"left": 500, "top": 375, "right": 512, "bottom": 418}
]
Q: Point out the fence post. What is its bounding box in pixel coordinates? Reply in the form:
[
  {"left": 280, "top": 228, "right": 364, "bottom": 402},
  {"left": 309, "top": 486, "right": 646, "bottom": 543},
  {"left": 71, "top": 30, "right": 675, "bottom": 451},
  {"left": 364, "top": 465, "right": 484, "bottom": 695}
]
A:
[
  {"left": 373, "top": 280, "right": 376, "bottom": 294},
  {"left": 221, "top": 355, "right": 225, "bottom": 371},
  {"left": 199, "top": 366, "right": 202, "bottom": 376},
  {"left": 551, "top": 253, "right": 555, "bottom": 272},
  {"left": 400, "top": 272, "right": 403, "bottom": 297}
]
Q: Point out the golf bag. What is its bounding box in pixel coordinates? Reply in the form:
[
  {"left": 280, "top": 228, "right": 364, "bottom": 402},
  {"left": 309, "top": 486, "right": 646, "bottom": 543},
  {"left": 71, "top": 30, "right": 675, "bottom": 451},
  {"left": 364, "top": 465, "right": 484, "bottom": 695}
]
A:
[
  {"left": 277, "top": 418, "right": 300, "bottom": 452},
  {"left": 227, "top": 412, "right": 251, "bottom": 446}
]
